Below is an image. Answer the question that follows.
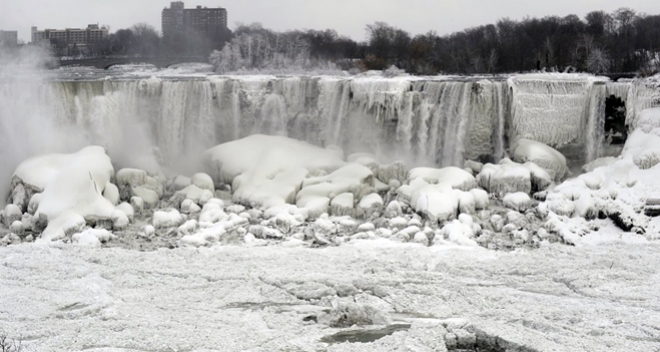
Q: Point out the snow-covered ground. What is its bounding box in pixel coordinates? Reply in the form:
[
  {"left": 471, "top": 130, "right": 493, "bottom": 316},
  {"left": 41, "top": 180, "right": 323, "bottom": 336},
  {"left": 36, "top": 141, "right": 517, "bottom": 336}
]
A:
[
  {"left": 1, "top": 241, "right": 659, "bottom": 351},
  {"left": 3, "top": 65, "right": 660, "bottom": 351}
]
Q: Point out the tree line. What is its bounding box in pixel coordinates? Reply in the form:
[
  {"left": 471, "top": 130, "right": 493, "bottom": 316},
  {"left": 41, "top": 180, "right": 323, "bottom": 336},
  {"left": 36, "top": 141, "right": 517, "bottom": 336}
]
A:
[
  {"left": 58, "top": 23, "right": 230, "bottom": 58},
  {"left": 70, "top": 7, "right": 660, "bottom": 75}
]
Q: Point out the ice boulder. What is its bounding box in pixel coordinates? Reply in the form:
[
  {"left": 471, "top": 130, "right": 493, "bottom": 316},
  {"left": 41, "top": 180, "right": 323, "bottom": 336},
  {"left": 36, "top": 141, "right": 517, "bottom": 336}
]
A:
[
  {"left": 192, "top": 173, "right": 215, "bottom": 192},
  {"left": 503, "top": 192, "right": 532, "bottom": 212},
  {"left": 357, "top": 193, "right": 384, "bottom": 219},
  {"left": 512, "top": 139, "right": 568, "bottom": 181},
  {"left": 436, "top": 214, "right": 479, "bottom": 247},
  {"left": 103, "top": 183, "right": 120, "bottom": 205},
  {"left": 116, "top": 168, "right": 163, "bottom": 208},
  {"left": 203, "top": 135, "right": 345, "bottom": 208},
  {"left": 408, "top": 167, "right": 477, "bottom": 191},
  {"left": 298, "top": 164, "right": 375, "bottom": 205},
  {"left": 115, "top": 202, "right": 134, "bottom": 221},
  {"left": 477, "top": 159, "right": 532, "bottom": 197},
  {"left": 38, "top": 211, "right": 86, "bottom": 243},
  {"left": 2, "top": 204, "right": 22, "bottom": 227},
  {"left": 153, "top": 209, "right": 185, "bottom": 229},
  {"left": 330, "top": 193, "right": 355, "bottom": 217},
  {"left": 408, "top": 179, "right": 459, "bottom": 222},
  {"left": 170, "top": 175, "right": 192, "bottom": 191},
  {"left": 470, "top": 189, "right": 490, "bottom": 210},
  {"left": 72, "top": 228, "right": 116, "bottom": 247},
  {"left": 13, "top": 146, "right": 116, "bottom": 226}
]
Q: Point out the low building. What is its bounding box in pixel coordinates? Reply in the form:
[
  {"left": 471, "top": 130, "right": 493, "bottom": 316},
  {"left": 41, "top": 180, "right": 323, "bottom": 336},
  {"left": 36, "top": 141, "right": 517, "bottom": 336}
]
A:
[
  {"left": 31, "top": 24, "right": 108, "bottom": 46},
  {"left": 0, "top": 30, "right": 18, "bottom": 46}
]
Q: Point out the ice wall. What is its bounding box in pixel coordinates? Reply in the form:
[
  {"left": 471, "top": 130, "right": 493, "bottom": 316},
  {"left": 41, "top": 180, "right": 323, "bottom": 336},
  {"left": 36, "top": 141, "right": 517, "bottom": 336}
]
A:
[
  {"left": 8, "top": 73, "right": 657, "bottom": 183},
  {"left": 41, "top": 76, "right": 511, "bottom": 171}
]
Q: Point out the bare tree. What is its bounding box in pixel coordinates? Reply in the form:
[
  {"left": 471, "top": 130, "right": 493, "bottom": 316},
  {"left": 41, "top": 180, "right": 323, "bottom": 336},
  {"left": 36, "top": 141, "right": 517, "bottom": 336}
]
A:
[
  {"left": 587, "top": 47, "right": 611, "bottom": 73},
  {"left": 0, "top": 331, "right": 22, "bottom": 352}
]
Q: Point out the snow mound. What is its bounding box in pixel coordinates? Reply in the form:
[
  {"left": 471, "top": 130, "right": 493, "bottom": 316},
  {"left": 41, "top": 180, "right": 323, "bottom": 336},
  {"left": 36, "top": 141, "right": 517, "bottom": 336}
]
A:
[{"left": 12, "top": 147, "right": 116, "bottom": 236}]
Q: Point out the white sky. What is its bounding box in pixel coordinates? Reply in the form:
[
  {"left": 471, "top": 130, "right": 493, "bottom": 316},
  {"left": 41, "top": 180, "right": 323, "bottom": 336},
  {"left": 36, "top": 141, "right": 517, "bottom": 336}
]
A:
[{"left": 2, "top": 0, "right": 660, "bottom": 43}]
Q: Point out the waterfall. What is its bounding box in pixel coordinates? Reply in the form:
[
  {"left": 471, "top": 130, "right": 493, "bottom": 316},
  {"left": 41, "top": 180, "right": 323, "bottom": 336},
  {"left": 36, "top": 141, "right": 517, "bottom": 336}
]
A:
[{"left": 3, "top": 73, "right": 658, "bottom": 184}]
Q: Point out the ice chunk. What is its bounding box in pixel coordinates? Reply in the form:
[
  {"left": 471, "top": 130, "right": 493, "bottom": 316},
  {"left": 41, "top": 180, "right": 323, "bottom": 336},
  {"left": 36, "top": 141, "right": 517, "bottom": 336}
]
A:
[
  {"left": 409, "top": 179, "right": 460, "bottom": 222},
  {"left": 153, "top": 209, "right": 185, "bottom": 229},
  {"left": 436, "top": 214, "right": 479, "bottom": 246},
  {"left": 192, "top": 173, "right": 215, "bottom": 192},
  {"left": 357, "top": 193, "right": 384, "bottom": 219},
  {"left": 13, "top": 147, "right": 116, "bottom": 222},
  {"left": 512, "top": 139, "right": 568, "bottom": 181},
  {"left": 470, "top": 189, "right": 489, "bottom": 210},
  {"left": 170, "top": 175, "right": 192, "bottom": 191},
  {"left": 116, "top": 202, "right": 134, "bottom": 220},
  {"left": 111, "top": 209, "right": 129, "bottom": 230},
  {"left": 544, "top": 194, "right": 576, "bottom": 217},
  {"left": 477, "top": 159, "right": 532, "bottom": 197},
  {"left": 116, "top": 168, "right": 163, "bottom": 206},
  {"left": 180, "top": 199, "right": 201, "bottom": 214},
  {"left": 503, "top": 192, "right": 532, "bottom": 212},
  {"left": 408, "top": 166, "right": 477, "bottom": 191},
  {"left": 203, "top": 135, "right": 345, "bottom": 208},
  {"left": 103, "top": 183, "right": 120, "bottom": 205},
  {"left": 330, "top": 193, "right": 354, "bottom": 217},
  {"left": 2, "top": 204, "right": 22, "bottom": 227},
  {"left": 38, "top": 212, "right": 86, "bottom": 243}
]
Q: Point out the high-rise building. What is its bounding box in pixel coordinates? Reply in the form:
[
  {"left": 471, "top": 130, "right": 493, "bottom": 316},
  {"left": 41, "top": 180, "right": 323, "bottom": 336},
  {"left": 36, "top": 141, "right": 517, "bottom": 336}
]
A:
[
  {"left": 162, "top": 2, "right": 228, "bottom": 39},
  {"left": 31, "top": 24, "right": 108, "bottom": 46},
  {"left": 0, "top": 30, "right": 18, "bottom": 46}
]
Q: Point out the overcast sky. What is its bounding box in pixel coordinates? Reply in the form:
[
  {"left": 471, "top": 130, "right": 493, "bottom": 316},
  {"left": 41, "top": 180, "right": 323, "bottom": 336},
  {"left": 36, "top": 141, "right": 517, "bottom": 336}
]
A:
[{"left": 3, "top": 0, "right": 660, "bottom": 43}]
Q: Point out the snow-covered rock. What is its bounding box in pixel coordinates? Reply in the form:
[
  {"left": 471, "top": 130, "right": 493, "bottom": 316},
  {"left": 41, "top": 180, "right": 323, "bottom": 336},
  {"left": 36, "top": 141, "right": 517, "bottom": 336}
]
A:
[
  {"left": 477, "top": 159, "right": 531, "bottom": 197},
  {"left": 203, "top": 135, "right": 345, "bottom": 208},
  {"left": 357, "top": 193, "right": 383, "bottom": 219},
  {"left": 13, "top": 146, "right": 116, "bottom": 222},
  {"left": 513, "top": 139, "right": 568, "bottom": 181},
  {"left": 153, "top": 209, "right": 185, "bottom": 229},
  {"left": 330, "top": 193, "right": 354, "bottom": 217},
  {"left": 191, "top": 173, "right": 215, "bottom": 192},
  {"left": 503, "top": 192, "right": 532, "bottom": 212},
  {"left": 408, "top": 166, "right": 477, "bottom": 191},
  {"left": 103, "top": 183, "right": 120, "bottom": 205},
  {"left": 72, "top": 228, "right": 116, "bottom": 247}
]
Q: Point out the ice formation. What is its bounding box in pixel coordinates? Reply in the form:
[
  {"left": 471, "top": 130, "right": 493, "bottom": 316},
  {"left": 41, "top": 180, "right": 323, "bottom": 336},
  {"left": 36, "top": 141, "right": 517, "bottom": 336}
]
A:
[{"left": 3, "top": 72, "right": 660, "bottom": 252}]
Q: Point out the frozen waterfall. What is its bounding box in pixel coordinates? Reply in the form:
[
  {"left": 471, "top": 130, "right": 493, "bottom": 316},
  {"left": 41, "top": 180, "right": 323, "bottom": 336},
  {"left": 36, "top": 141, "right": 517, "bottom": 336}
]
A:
[{"left": 2, "top": 73, "right": 657, "bottom": 179}]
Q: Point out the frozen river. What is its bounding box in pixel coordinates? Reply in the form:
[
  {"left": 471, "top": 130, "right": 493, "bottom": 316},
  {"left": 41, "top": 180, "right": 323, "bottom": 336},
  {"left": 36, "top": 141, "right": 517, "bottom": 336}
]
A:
[{"left": 1, "top": 240, "right": 659, "bottom": 351}]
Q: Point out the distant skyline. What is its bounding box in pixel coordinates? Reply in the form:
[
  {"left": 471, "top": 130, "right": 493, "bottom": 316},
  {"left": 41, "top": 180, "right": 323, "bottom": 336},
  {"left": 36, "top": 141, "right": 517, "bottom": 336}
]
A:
[{"left": 3, "top": 0, "right": 660, "bottom": 43}]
